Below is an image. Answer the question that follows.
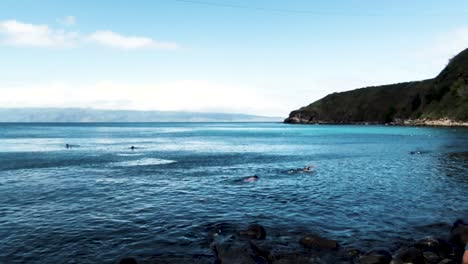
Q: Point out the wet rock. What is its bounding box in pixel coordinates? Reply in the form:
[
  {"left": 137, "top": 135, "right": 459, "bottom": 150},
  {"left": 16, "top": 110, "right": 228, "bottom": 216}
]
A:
[
  {"left": 449, "top": 219, "right": 468, "bottom": 246},
  {"left": 415, "top": 236, "right": 440, "bottom": 250},
  {"left": 359, "top": 249, "right": 392, "bottom": 264},
  {"left": 119, "top": 257, "right": 138, "bottom": 264},
  {"left": 272, "top": 254, "right": 318, "bottom": 264},
  {"left": 299, "top": 234, "right": 339, "bottom": 250},
  {"left": 423, "top": 251, "right": 441, "bottom": 264},
  {"left": 239, "top": 224, "right": 267, "bottom": 240},
  {"left": 211, "top": 235, "right": 266, "bottom": 264},
  {"left": 347, "top": 248, "right": 362, "bottom": 258},
  {"left": 391, "top": 247, "right": 424, "bottom": 264},
  {"left": 438, "top": 259, "right": 455, "bottom": 264},
  {"left": 414, "top": 237, "right": 452, "bottom": 259},
  {"left": 449, "top": 219, "right": 468, "bottom": 261}
]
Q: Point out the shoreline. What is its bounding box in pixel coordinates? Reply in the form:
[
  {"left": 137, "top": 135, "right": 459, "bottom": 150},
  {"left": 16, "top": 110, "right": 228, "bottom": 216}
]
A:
[
  {"left": 284, "top": 117, "right": 468, "bottom": 127},
  {"left": 118, "top": 219, "right": 468, "bottom": 264}
]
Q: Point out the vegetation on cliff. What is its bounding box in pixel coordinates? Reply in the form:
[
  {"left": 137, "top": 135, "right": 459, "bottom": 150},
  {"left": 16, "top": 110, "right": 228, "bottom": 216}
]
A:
[{"left": 285, "top": 48, "right": 468, "bottom": 125}]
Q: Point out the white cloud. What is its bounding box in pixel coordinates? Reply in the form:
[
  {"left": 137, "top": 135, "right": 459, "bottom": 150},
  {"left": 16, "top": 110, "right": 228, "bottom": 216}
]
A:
[
  {"left": 0, "top": 20, "right": 78, "bottom": 47},
  {"left": 0, "top": 80, "right": 283, "bottom": 116},
  {"left": 88, "top": 30, "right": 178, "bottom": 50},
  {"left": 58, "top": 16, "right": 76, "bottom": 26},
  {"left": 0, "top": 19, "right": 178, "bottom": 50}
]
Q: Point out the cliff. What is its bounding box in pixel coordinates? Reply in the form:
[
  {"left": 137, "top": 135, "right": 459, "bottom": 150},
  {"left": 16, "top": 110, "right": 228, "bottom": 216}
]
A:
[{"left": 285, "top": 48, "right": 468, "bottom": 126}]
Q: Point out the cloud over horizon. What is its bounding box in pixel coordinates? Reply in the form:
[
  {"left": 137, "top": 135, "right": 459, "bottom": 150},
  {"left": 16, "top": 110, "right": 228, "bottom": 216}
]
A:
[
  {"left": 0, "top": 80, "right": 284, "bottom": 116},
  {"left": 0, "top": 19, "right": 178, "bottom": 50}
]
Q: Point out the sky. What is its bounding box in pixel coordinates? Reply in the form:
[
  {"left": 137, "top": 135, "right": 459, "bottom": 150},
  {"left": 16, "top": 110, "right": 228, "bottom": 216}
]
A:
[{"left": 0, "top": 0, "right": 468, "bottom": 117}]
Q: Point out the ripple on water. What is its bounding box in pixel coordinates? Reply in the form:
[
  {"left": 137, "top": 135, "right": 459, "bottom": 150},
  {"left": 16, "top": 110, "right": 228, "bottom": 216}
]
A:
[{"left": 110, "top": 158, "right": 176, "bottom": 167}]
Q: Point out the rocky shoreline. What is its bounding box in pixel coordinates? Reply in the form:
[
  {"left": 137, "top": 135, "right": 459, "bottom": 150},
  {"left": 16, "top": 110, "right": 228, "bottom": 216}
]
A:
[
  {"left": 284, "top": 117, "right": 468, "bottom": 127},
  {"left": 119, "top": 219, "right": 468, "bottom": 264}
]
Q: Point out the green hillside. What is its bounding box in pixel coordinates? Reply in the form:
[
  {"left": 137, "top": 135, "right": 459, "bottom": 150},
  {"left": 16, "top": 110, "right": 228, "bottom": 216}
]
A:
[{"left": 285, "top": 48, "right": 468, "bottom": 125}]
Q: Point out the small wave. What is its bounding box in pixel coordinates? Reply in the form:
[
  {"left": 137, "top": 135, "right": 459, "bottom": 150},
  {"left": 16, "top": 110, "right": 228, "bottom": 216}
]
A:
[
  {"left": 95, "top": 178, "right": 128, "bottom": 184},
  {"left": 116, "top": 153, "right": 144, "bottom": 157},
  {"left": 112, "top": 158, "right": 176, "bottom": 167}
]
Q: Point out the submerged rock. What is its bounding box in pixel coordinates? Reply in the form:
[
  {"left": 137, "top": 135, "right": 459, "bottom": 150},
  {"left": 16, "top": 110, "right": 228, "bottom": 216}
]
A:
[
  {"left": 239, "top": 224, "right": 267, "bottom": 240},
  {"left": 347, "top": 248, "right": 362, "bottom": 258},
  {"left": 299, "top": 234, "right": 339, "bottom": 250},
  {"left": 211, "top": 236, "right": 264, "bottom": 264}
]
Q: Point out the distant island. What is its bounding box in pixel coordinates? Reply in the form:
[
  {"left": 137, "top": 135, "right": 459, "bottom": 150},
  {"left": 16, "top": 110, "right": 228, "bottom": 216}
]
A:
[
  {"left": 0, "top": 108, "right": 281, "bottom": 122},
  {"left": 285, "top": 48, "right": 468, "bottom": 126}
]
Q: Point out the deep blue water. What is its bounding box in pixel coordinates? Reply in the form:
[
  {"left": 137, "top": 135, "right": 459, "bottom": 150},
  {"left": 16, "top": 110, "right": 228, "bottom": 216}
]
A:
[{"left": 0, "top": 123, "right": 467, "bottom": 263}]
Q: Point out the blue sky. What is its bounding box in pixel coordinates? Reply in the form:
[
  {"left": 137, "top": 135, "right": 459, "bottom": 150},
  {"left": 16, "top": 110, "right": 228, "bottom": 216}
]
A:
[{"left": 1, "top": 0, "right": 467, "bottom": 116}]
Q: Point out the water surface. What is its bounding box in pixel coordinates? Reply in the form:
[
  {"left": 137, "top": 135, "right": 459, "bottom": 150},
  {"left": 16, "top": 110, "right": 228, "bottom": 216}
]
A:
[{"left": 0, "top": 123, "right": 467, "bottom": 263}]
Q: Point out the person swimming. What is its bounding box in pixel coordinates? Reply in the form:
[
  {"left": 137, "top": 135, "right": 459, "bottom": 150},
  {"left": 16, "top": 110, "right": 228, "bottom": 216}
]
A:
[
  {"left": 130, "top": 146, "right": 135, "bottom": 151},
  {"left": 243, "top": 175, "right": 259, "bottom": 183},
  {"left": 65, "top": 144, "right": 70, "bottom": 149},
  {"left": 303, "top": 165, "right": 315, "bottom": 172}
]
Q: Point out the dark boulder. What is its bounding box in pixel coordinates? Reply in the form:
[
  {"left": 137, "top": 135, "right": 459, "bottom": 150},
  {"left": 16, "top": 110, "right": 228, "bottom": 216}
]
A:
[
  {"left": 422, "top": 251, "right": 442, "bottom": 264},
  {"left": 391, "top": 247, "right": 424, "bottom": 264},
  {"left": 437, "top": 259, "right": 456, "bottom": 264},
  {"left": 119, "top": 257, "right": 138, "bottom": 264},
  {"left": 359, "top": 249, "right": 392, "bottom": 264},
  {"left": 239, "top": 224, "right": 267, "bottom": 240},
  {"left": 211, "top": 238, "right": 258, "bottom": 264},
  {"left": 347, "top": 248, "right": 362, "bottom": 258},
  {"left": 414, "top": 237, "right": 452, "bottom": 259},
  {"left": 449, "top": 219, "right": 468, "bottom": 261},
  {"left": 299, "top": 234, "right": 339, "bottom": 250},
  {"left": 449, "top": 219, "right": 468, "bottom": 246}
]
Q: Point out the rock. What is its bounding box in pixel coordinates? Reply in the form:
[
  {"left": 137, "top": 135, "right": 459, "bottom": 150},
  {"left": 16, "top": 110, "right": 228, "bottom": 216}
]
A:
[
  {"left": 119, "top": 257, "right": 138, "bottom": 264},
  {"left": 272, "top": 254, "right": 318, "bottom": 264},
  {"left": 438, "top": 259, "right": 455, "bottom": 264},
  {"left": 359, "top": 250, "right": 392, "bottom": 264},
  {"left": 211, "top": 235, "right": 269, "bottom": 264},
  {"left": 414, "top": 237, "right": 452, "bottom": 259},
  {"left": 239, "top": 224, "right": 267, "bottom": 240},
  {"left": 449, "top": 219, "right": 468, "bottom": 246},
  {"left": 211, "top": 239, "right": 257, "bottom": 264},
  {"left": 347, "top": 248, "right": 362, "bottom": 258},
  {"left": 391, "top": 247, "right": 424, "bottom": 264},
  {"left": 423, "top": 251, "right": 442, "bottom": 264},
  {"left": 284, "top": 117, "right": 303, "bottom": 124},
  {"left": 299, "top": 234, "right": 339, "bottom": 250}
]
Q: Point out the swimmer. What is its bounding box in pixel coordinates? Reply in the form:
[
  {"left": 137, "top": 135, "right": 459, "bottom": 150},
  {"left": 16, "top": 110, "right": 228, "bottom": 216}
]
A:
[
  {"left": 303, "top": 165, "right": 315, "bottom": 172},
  {"left": 243, "top": 175, "right": 259, "bottom": 183},
  {"left": 65, "top": 144, "right": 70, "bottom": 149},
  {"left": 130, "top": 146, "right": 135, "bottom": 151}
]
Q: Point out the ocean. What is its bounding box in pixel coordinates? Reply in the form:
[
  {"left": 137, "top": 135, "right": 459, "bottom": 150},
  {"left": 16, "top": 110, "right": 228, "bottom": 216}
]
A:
[{"left": 0, "top": 123, "right": 467, "bottom": 263}]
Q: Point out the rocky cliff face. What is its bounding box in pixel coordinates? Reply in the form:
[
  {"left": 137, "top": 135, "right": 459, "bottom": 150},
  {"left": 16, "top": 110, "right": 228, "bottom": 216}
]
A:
[{"left": 285, "top": 48, "right": 468, "bottom": 126}]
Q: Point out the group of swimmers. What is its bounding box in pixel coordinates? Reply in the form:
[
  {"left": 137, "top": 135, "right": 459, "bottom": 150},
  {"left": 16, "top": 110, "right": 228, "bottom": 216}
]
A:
[{"left": 243, "top": 165, "right": 316, "bottom": 183}]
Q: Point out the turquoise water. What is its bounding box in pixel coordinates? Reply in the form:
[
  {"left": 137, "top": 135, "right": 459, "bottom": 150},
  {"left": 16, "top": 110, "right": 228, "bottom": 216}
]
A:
[{"left": 0, "top": 123, "right": 467, "bottom": 263}]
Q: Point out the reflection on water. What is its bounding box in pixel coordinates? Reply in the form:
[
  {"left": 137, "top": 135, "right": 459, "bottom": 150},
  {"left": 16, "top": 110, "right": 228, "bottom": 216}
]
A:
[{"left": 0, "top": 123, "right": 467, "bottom": 263}]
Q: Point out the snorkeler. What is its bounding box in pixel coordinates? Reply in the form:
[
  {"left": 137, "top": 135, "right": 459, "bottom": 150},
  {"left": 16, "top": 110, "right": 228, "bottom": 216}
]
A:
[
  {"left": 243, "top": 175, "right": 259, "bottom": 183},
  {"left": 303, "top": 165, "right": 315, "bottom": 172}
]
